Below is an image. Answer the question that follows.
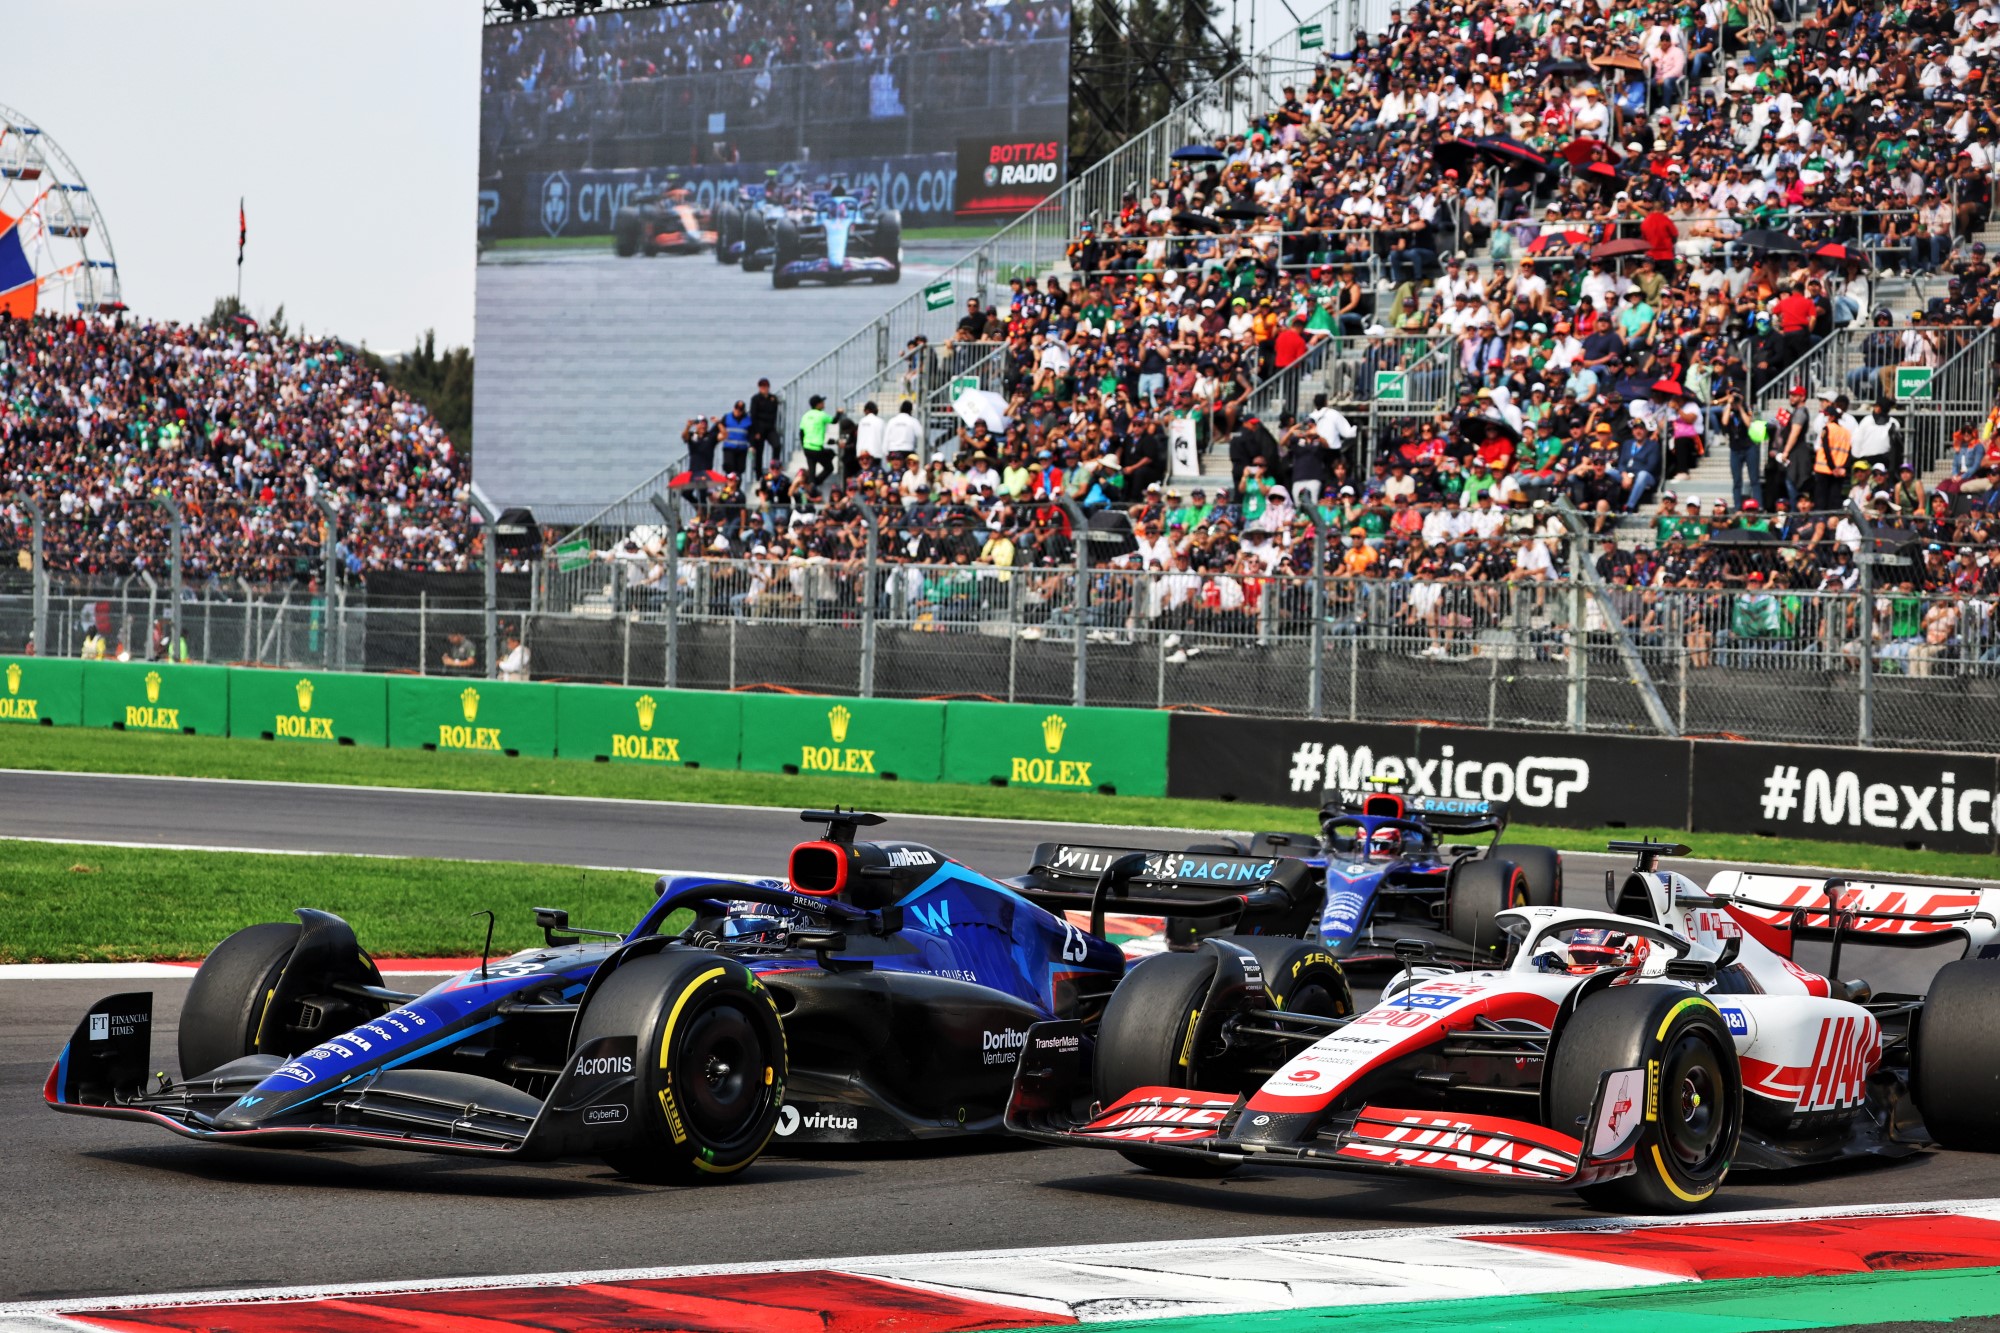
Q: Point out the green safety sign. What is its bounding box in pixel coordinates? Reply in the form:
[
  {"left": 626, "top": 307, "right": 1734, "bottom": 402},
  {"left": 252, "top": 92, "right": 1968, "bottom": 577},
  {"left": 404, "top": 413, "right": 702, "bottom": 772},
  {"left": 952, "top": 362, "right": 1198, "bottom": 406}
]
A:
[
  {"left": 922, "top": 280, "right": 954, "bottom": 312},
  {"left": 553, "top": 537, "right": 593, "bottom": 573},
  {"left": 950, "top": 375, "right": 981, "bottom": 398},
  {"left": 1299, "top": 21, "right": 1324, "bottom": 48},
  {"left": 1895, "top": 366, "right": 1934, "bottom": 401},
  {"left": 1374, "top": 370, "right": 1408, "bottom": 403}
]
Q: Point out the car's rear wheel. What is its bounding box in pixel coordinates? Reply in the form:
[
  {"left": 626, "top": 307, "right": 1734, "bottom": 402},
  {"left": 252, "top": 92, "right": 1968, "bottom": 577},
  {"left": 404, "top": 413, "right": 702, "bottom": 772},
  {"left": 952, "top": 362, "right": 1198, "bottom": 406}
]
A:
[
  {"left": 714, "top": 204, "right": 739, "bottom": 263},
  {"left": 588, "top": 951, "right": 787, "bottom": 1185},
  {"left": 1444, "top": 857, "right": 1528, "bottom": 962},
  {"left": 1491, "top": 844, "right": 1563, "bottom": 907},
  {"left": 178, "top": 922, "right": 300, "bottom": 1079},
  {"left": 1094, "top": 952, "right": 1237, "bottom": 1176},
  {"left": 772, "top": 219, "right": 801, "bottom": 288},
  {"left": 1913, "top": 958, "right": 2000, "bottom": 1147},
  {"left": 1548, "top": 987, "right": 1740, "bottom": 1213},
  {"left": 612, "top": 207, "right": 643, "bottom": 258},
  {"left": 872, "top": 208, "right": 902, "bottom": 282},
  {"left": 741, "top": 211, "right": 771, "bottom": 270}
]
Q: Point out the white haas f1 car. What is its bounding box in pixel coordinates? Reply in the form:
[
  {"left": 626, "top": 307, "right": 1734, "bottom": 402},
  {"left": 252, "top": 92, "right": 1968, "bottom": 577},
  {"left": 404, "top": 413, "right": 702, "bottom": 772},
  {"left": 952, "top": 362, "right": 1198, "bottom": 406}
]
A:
[{"left": 1007, "top": 842, "right": 2000, "bottom": 1213}]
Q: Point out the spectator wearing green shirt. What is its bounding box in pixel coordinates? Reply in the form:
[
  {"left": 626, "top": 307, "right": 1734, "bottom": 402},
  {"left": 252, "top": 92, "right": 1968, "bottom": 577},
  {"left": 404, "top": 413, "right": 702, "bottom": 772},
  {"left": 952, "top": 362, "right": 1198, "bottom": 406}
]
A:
[
  {"left": 1728, "top": 572, "right": 1785, "bottom": 665},
  {"left": 799, "top": 394, "right": 835, "bottom": 489}
]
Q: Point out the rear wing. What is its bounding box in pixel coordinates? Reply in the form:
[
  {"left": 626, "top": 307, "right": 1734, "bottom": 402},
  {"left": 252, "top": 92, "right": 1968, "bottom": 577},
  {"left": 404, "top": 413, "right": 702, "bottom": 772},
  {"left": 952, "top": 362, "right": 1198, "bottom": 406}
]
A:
[
  {"left": 1319, "top": 790, "right": 1509, "bottom": 838},
  {"left": 1709, "top": 870, "right": 2000, "bottom": 954},
  {"left": 1016, "top": 843, "right": 1313, "bottom": 933}
]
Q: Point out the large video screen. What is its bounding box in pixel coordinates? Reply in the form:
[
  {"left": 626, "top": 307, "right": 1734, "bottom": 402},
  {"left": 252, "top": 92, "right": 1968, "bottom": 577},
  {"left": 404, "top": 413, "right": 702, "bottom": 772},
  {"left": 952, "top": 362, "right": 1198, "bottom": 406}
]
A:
[{"left": 473, "top": 1, "right": 1072, "bottom": 517}]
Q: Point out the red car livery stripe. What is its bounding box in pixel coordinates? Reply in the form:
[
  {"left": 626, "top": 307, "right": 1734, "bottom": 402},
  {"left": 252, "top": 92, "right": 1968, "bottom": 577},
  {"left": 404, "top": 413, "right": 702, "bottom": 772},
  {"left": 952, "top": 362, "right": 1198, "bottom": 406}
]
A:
[
  {"left": 1740, "top": 1014, "right": 1880, "bottom": 1110},
  {"left": 1246, "top": 986, "right": 1559, "bottom": 1116},
  {"left": 1338, "top": 1106, "right": 1583, "bottom": 1179},
  {"left": 1730, "top": 883, "right": 1983, "bottom": 938},
  {"left": 1077, "top": 1088, "right": 1237, "bottom": 1143}
]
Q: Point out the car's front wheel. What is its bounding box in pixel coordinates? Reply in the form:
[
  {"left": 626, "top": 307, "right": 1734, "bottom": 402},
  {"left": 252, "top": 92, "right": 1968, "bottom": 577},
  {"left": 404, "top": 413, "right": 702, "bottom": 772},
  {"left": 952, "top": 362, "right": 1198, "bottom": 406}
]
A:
[
  {"left": 583, "top": 951, "right": 787, "bottom": 1185},
  {"left": 1548, "top": 987, "right": 1740, "bottom": 1213}
]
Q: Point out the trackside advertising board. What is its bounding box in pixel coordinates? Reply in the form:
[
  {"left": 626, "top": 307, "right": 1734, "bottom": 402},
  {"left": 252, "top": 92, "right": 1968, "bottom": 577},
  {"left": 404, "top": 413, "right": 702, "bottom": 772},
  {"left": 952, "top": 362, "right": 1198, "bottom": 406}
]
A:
[
  {"left": 229, "top": 669, "right": 389, "bottom": 748},
  {"left": 555, "top": 685, "right": 741, "bottom": 769},
  {"left": 1166, "top": 714, "right": 1690, "bottom": 831},
  {"left": 737, "top": 696, "right": 943, "bottom": 783},
  {"left": 941, "top": 702, "right": 1166, "bottom": 797},
  {"left": 80, "top": 661, "right": 229, "bottom": 736},
  {"left": 1690, "top": 740, "right": 2000, "bottom": 856},
  {"left": 0, "top": 656, "right": 82, "bottom": 727},
  {"left": 387, "top": 678, "right": 557, "bottom": 759}
]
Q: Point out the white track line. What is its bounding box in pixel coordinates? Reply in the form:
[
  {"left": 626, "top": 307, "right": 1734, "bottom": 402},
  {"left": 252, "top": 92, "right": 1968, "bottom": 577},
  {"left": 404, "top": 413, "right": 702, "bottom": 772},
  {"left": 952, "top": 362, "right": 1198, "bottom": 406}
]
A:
[{"left": 0, "top": 1198, "right": 1985, "bottom": 1318}]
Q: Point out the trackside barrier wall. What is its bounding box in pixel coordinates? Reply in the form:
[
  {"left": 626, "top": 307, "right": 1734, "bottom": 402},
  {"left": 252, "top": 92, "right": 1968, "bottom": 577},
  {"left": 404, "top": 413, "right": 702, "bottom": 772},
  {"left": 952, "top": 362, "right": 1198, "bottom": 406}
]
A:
[
  {"left": 941, "top": 702, "right": 1167, "bottom": 798},
  {"left": 555, "top": 685, "right": 742, "bottom": 769},
  {"left": 737, "top": 695, "right": 944, "bottom": 783},
  {"left": 0, "top": 656, "right": 83, "bottom": 727},
  {"left": 1165, "top": 713, "right": 2000, "bottom": 854},
  {"left": 386, "top": 677, "right": 559, "bottom": 759},
  {"left": 80, "top": 661, "right": 230, "bottom": 736},
  {"left": 228, "top": 669, "right": 389, "bottom": 748}
]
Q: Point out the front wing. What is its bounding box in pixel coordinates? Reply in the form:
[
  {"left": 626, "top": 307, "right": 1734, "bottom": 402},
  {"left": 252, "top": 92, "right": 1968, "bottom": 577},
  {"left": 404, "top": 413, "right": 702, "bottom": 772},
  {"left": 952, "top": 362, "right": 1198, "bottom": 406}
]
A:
[{"left": 1005, "top": 1020, "right": 1642, "bottom": 1192}]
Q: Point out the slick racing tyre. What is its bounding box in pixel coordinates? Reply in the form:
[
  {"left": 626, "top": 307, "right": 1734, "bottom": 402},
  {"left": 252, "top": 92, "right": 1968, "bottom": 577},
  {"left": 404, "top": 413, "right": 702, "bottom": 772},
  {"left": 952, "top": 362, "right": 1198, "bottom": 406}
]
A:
[
  {"left": 772, "top": 219, "right": 801, "bottom": 289},
  {"left": 1222, "top": 936, "right": 1353, "bottom": 1023},
  {"left": 178, "top": 922, "right": 300, "bottom": 1079},
  {"left": 586, "top": 951, "right": 787, "bottom": 1185},
  {"left": 612, "top": 208, "right": 643, "bottom": 258},
  {"left": 872, "top": 208, "right": 902, "bottom": 283},
  {"left": 714, "top": 204, "right": 740, "bottom": 264},
  {"left": 1491, "top": 844, "right": 1563, "bottom": 907},
  {"left": 1549, "top": 988, "right": 1740, "bottom": 1213},
  {"left": 740, "top": 211, "right": 770, "bottom": 271},
  {"left": 1093, "top": 951, "right": 1237, "bottom": 1176},
  {"left": 1912, "top": 958, "right": 2000, "bottom": 1147},
  {"left": 1445, "top": 857, "right": 1529, "bottom": 962}
]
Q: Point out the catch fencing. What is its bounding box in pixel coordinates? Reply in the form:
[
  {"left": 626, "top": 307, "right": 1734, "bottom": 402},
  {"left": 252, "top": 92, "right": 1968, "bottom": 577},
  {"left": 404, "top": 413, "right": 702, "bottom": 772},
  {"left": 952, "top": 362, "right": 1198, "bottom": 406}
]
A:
[{"left": 10, "top": 555, "right": 1995, "bottom": 754}]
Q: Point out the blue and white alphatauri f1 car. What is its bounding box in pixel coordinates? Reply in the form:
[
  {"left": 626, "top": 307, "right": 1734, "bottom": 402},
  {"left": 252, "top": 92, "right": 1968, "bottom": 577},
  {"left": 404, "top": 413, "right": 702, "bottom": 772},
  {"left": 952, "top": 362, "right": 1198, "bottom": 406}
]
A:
[
  {"left": 1242, "top": 787, "right": 1565, "bottom": 965},
  {"left": 1006, "top": 841, "right": 2000, "bottom": 1214},
  {"left": 768, "top": 191, "right": 901, "bottom": 289},
  {"left": 46, "top": 810, "right": 1185, "bottom": 1184}
]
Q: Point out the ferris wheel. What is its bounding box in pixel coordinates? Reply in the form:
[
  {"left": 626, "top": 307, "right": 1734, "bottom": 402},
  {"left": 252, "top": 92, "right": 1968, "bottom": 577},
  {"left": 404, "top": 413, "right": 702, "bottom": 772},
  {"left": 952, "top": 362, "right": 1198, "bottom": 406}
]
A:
[{"left": 0, "top": 101, "right": 122, "bottom": 317}]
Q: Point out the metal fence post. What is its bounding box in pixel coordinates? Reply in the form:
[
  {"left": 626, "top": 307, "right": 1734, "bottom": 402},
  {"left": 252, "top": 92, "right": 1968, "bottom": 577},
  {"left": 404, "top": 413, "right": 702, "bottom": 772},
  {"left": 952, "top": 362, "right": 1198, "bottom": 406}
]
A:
[
  {"left": 1054, "top": 495, "right": 1088, "bottom": 706},
  {"left": 857, "top": 494, "right": 879, "bottom": 698},
  {"left": 1566, "top": 581, "right": 1587, "bottom": 732},
  {"left": 312, "top": 492, "right": 340, "bottom": 670},
  {"left": 468, "top": 493, "right": 500, "bottom": 680},
  {"left": 1850, "top": 498, "right": 1875, "bottom": 745},
  {"left": 149, "top": 492, "right": 184, "bottom": 660},
  {"left": 17, "top": 493, "right": 46, "bottom": 657},
  {"left": 1304, "top": 515, "right": 1326, "bottom": 719},
  {"left": 1556, "top": 500, "right": 1678, "bottom": 736},
  {"left": 648, "top": 494, "right": 681, "bottom": 689}
]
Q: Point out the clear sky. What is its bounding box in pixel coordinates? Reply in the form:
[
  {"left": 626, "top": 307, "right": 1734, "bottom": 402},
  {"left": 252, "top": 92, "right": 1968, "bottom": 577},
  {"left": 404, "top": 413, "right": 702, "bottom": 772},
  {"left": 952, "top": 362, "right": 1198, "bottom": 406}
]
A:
[{"left": 7, "top": 1, "right": 482, "bottom": 352}]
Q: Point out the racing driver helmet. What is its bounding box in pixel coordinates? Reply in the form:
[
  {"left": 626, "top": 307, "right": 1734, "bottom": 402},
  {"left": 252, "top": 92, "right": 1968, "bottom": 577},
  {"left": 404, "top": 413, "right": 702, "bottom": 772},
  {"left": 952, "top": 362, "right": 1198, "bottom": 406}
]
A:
[{"left": 1532, "top": 927, "right": 1651, "bottom": 975}]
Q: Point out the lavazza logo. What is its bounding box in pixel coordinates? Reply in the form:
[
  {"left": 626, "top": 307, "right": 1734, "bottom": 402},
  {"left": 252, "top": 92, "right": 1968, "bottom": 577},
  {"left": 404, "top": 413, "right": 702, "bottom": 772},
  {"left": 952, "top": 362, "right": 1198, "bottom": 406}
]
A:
[
  {"left": 1286, "top": 741, "right": 1589, "bottom": 809},
  {"left": 1755, "top": 762, "right": 1998, "bottom": 835}
]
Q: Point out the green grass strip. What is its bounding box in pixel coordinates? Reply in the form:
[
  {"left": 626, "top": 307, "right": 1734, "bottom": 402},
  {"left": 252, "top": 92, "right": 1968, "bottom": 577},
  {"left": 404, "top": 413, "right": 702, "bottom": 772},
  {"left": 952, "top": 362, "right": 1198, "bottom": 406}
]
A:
[
  {"left": 973, "top": 1265, "right": 2000, "bottom": 1333},
  {"left": 0, "top": 839, "right": 659, "bottom": 963},
  {"left": 3, "top": 726, "right": 1993, "bottom": 881}
]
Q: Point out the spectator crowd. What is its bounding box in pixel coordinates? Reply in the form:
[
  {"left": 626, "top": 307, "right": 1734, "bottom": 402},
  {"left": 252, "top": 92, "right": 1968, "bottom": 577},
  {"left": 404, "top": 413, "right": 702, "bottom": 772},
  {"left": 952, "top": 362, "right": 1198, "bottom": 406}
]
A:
[{"left": 1, "top": 312, "right": 470, "bottom": 584}]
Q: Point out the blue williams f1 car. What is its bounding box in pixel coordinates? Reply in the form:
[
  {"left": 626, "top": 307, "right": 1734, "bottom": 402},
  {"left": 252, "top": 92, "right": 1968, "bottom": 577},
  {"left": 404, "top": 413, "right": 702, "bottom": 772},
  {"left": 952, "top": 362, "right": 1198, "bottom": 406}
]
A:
[
  {"left": 1018, "top": 789, "right": 1560, "bottom": 967},
  {"left": 43, "top": 813, "right": 1350, "bottom": 1184}
]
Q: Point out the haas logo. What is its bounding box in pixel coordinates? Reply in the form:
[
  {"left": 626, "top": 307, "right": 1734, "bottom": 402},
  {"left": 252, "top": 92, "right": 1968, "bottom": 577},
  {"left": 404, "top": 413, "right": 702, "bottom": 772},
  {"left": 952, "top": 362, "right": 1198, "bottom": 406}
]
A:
[
  {"left": 295, "top": 678, "right": 314, "bottom": 713},
  {"left": 636, "top": 694, "right": 657, "bottom": 732},
  {"left": 1042, "top": 713, "right": 1066, "bottom": 754},
  {"left": 460, "top": 686, "right": 480, "bottom": 723},
  {"left": 828, "top": 704, "right": 851, "bottom": 744},
  {"left": 541, "top": 172, "right": 570, "bottom": 237},
  {"left": 6, "top": 663, "right": 19, "bottom": 695},
  {"left": 145, "top": 670, "right": 162, "bottom": 703}
]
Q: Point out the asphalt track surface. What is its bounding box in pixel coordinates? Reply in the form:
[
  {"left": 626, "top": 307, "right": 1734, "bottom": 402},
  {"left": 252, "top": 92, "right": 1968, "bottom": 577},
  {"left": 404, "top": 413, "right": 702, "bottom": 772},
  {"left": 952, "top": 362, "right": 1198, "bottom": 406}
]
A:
[{"left": 1, "top": 769, "right": 1991, "bottom": 1305}]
